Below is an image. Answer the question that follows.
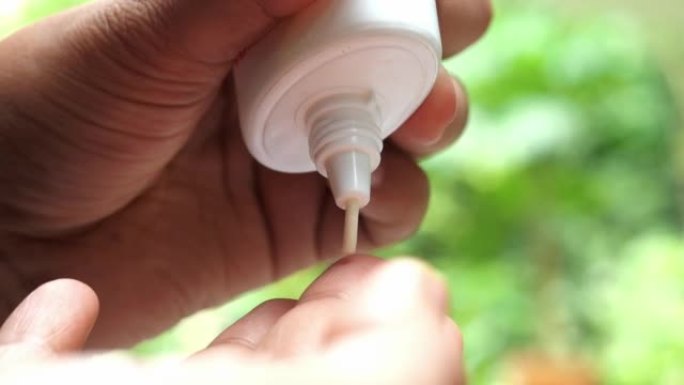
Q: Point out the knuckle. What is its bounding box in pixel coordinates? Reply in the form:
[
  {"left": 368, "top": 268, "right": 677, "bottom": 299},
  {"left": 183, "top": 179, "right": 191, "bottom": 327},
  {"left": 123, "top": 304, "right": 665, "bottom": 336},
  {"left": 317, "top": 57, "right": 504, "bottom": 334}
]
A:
[
  {"left": 94, "top": 1, "right": 170, "bottom": 53},
  {"left": 67, "top": 0, "right": 174, "bottom": 67}
]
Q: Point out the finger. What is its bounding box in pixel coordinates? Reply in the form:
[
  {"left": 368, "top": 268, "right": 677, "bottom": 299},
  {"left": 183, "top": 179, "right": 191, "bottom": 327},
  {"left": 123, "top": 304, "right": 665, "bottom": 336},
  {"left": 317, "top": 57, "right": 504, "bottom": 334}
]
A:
[
  {"left": 352, "top": 259, "right": 450, "bottom": 322},
  {"left": 1, "top": 260, "right": 459, "bottom": 384},
  {"left": 0, "top": 0, "right": 316, "bottom": 234},
  {"left": 355, "top": 149, "right": 430, "bottom": 251},
  {"left": 317, "top": 148, "right": 429, "bottom": 257},
  {"left": 391, "top": 66, "right": 469, "bottom": 158},
  {"left": 321, "top": 259, "right": 462, "bottom": 385},
  {"left": 300, "top": 255, "right": 384, "bottom": 302},
  {"left": 253, "top": 256, "right": 384, "bottom": 356},
  {"left": 319, "top": 316, "right": 465, "bottom": 385},
  {"left": 438, "top": 0, "right": 493, "bottom": 58},
  {"left": 0, "top": 279, "right": 99, "bottom": 359},
  {"left": 204, "top": 299, "right": 296, "bottom": 353},
  {"left": 260, "top": 257, "right": 450, "bottom": 356},
  {"left": 18, "top": 0, "right": 317, "bottom": 66},
  {"left": 0, "top": 0, "right": 318, "bottom": 131}
]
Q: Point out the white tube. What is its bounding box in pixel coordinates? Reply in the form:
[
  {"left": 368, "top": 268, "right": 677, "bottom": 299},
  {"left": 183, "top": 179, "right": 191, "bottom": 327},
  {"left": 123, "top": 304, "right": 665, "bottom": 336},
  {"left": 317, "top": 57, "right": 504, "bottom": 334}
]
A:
[{"left": 234, "top": 0, "right": 442, "bottom": 210}]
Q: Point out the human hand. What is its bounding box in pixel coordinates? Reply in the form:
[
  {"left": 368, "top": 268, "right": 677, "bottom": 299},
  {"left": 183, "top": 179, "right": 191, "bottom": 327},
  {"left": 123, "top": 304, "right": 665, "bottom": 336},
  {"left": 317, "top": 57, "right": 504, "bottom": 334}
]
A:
[
  {"left": 0, "top": 256, "right": 464, "bottom": 384},
  {"left": 0, "top": 0, "right": 491, "bottom": 347}
]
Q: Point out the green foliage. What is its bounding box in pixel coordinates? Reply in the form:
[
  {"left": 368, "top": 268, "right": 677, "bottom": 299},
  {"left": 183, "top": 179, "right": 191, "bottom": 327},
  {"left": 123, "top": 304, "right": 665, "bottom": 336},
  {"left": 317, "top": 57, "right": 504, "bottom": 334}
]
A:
[
  {"left": 404, "top": 3, "right": 683, "bottom": 382},
  {"left": 22, "top": 0, "right": 85, "bottom": 20},
  {"left": 0, "top": 0, "right": 85, "bottom": 36},
  {"left": 2, "top": 0, "right": 683, "bottom": 384}
]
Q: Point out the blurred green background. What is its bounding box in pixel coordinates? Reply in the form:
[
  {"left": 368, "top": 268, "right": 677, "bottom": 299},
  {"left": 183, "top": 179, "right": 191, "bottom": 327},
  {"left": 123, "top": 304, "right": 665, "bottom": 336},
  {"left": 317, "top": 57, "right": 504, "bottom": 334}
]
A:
[{"left": 2, "top": 0, "right": 683, "bottom": 384}]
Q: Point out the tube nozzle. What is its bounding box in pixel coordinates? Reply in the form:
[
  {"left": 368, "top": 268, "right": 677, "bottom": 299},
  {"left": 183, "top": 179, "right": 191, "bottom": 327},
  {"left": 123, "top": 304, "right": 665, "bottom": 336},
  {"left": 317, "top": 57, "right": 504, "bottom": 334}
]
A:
[
  {"left": 343, "top": 198, "right": 361, "bottom": 255},
  {"left": 325, "top": 150, "right": 372, "bottom": 209}
]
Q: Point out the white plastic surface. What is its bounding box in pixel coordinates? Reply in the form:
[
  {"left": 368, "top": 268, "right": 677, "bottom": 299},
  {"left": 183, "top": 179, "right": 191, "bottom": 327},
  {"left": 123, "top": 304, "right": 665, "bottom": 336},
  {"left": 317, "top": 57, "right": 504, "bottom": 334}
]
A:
[
  {"left": 234, "top": 0, "right": 442, "bottom": 208},
  {"left": 327, "top": 150, "right": 372, "bottom": 208}
]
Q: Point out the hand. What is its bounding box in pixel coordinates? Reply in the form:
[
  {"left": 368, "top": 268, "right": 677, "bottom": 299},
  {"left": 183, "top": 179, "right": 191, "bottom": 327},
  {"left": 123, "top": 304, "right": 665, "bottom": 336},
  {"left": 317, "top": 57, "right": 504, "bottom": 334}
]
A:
[
  {"left": 0, "top": 0, "right": 491, "bottom": 347},
  {"left": 0, "top": 257, "right": 464, "bottom": 385}
]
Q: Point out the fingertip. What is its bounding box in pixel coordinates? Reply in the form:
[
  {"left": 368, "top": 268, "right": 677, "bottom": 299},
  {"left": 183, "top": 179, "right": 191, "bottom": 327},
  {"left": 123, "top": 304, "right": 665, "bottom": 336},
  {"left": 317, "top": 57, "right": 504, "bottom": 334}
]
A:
[
  {"left": 361, "top": 149, "right": 430, "bottom": 247},
  {"left": 391, "top": 68, "right": 471, "bottom": 158},
  {"left": 359, "top": 258, "right": 450, "bottom": 321},
  {"left": 300, "top": 255, "right": 384, "bottom": 302},
  {"left": 392, "top": 67, "right": 459, "bottom": 152},
  {"left": 418, "top": 74, "right": 470, "bottom": 157},
  {"left": 0, "top": 279, "right": 100, "bottom": 354},
  {"left": 41, "top": 279, "right": 100, "bottom": 313},
  {"left": 385, "top": 258, "right": 450, "bottom": 312},
  {"left": 39, "top": 279, "right": 101, "bottom": 331},
  {"left": 439, "top": 0, "right": 494, "bottom": 58},
  {"left": 316, "top": 149, "right": 428, "bottom": 258}
]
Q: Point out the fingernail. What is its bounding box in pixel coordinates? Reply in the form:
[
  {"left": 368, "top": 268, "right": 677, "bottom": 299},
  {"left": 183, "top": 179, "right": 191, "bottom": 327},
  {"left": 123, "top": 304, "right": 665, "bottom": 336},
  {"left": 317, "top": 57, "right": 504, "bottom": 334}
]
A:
[
  {"left": 415, "top": 77, "right": 461, "bottom": 148},
  {"left": 452, "top": 76, "right": 469, "bottom": 125},
  {"left": 371, "top": 165, "right": 385, "bottom": 188},
  {"left": 362, "top": 259, "right": 449, "bottom": 320},
  {"left": 420, "top": 130, "right": 445, "bottom": 148},
  {"left": 447, "top": 76, "right": 461, "bottom": 124}
]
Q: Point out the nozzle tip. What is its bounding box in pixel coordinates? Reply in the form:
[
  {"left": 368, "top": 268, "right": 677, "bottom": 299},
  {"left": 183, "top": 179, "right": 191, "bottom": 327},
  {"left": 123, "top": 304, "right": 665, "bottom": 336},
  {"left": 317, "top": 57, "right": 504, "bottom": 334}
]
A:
[
  {"left": 343, "top": 198, "right": 361, "bottom": 255},
  {"left": 326, "top": 150, "right": 372, "bottom": 210}
]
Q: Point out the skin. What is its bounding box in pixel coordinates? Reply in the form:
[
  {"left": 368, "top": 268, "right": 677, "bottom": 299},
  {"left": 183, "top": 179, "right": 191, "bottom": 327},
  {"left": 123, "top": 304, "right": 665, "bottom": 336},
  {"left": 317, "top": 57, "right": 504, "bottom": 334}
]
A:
[
  {"left": 0, "top": 257, "right": 464, "bottom": 384},
  {"left": 0, "top": 0, "right": 490, "bottom": 362}
]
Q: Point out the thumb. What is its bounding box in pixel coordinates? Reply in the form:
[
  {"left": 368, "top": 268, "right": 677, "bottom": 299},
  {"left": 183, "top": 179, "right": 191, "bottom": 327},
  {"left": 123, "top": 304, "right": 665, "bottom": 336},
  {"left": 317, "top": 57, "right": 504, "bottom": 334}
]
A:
[
  {"left": 79, "top": 0, "right": 315, "bottom": 65},
  {"left": 2, "top": 0, "right": 316, "bottom": 110},
  {"left": 35, "top": 0, "right": 315, "bottom": 68},
  {"left": 0, "top": 0, "right": 314, "bottom": 234},
  {"left": 0, "top": 279, "right": 99, "bottom": 360},
  {"left": 1, "top": 0, "right": 317, "bottom": 96}
]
